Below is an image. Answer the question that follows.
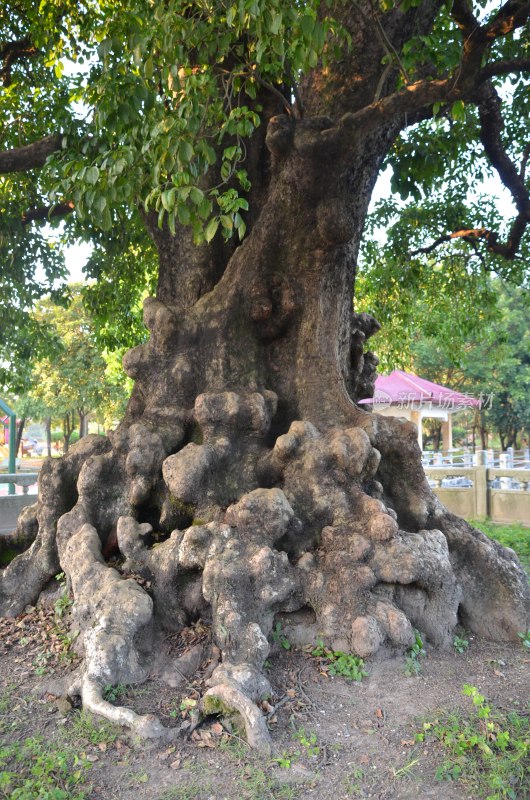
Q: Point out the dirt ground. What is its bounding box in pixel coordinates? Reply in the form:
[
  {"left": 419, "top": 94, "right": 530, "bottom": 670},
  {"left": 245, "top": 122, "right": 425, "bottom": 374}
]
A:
[{"left": 0, "top": 597, "right": 528, "bottom": 800}]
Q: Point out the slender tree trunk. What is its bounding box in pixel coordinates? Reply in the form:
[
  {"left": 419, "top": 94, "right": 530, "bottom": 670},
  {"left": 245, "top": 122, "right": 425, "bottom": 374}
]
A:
[
  {"left": 45, "top": 417, "right": 52, "bottom": 458},
  {"left": 15, "top": 417, "right": 25, "bottom": 457},
  {"left": 78, "top": 411, "right": 89, "bottom": 439},
  {"left": 63, "top": 412, "right": 74, "bottom": 455}
]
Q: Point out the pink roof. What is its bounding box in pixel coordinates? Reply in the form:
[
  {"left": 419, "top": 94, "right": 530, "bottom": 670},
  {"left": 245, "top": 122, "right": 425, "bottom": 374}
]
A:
[{"left": 358, "top": 369, "right": 480, "bottom": 410}]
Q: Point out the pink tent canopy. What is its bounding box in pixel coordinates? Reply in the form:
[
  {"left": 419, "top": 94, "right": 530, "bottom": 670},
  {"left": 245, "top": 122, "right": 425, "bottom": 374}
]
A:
[{"left": 358, "top": 369, "right": 480, "bottom": 411}]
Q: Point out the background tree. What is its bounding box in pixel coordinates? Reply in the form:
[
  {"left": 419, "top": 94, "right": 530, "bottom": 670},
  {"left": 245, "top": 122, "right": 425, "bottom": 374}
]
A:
[
  {"left": 12, "top": 288, "right": 130, "bottom": 452},
  {"left": 0, "top": 1, "right": 529, "bottom": 749},
  {"left": 406, "top": 280, "right": 530, "bottom": 450}
]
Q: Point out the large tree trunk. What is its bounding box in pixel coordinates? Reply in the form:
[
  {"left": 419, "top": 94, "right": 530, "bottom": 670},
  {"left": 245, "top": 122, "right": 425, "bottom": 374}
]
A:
[{"left": 1, "top": 4, "right": 528, "bottom": 749}]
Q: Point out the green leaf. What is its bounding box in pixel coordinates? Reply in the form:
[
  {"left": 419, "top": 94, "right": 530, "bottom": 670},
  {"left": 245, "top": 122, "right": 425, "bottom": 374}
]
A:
[
  {"left": 161, "top": 188, "right": 176, "bottom": 212},
  {"left": 179, "top": 141, "right": 194, "bottom": 162},
  {"left": 189, "top": 186, "right": 204, "bottom": 205},
  {"left": 451, "top": 100, "right": 465, "bottom": 122},
  {"left": 204, "top": 217, "right": 219, "bottom": 243},
  {"left": 300, "top": 15, "right": 314, "bottom": 38},
  {"left": 85, "top": 166, "right": 100, "bottom": 185}
]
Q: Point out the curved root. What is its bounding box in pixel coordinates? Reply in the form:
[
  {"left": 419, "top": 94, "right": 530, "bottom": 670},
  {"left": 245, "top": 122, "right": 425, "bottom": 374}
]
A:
[
  {"left": 202, "top": 684, "right": 271, "bottom": 753},
  {"left": 77, "top": 676, "right": 168, "bottom": 738}
]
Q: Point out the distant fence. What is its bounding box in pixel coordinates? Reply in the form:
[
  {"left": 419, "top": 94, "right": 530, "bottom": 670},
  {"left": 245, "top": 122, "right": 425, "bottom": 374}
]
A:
[
  {"left": 0, "top": 473, "right": 39, "bottom": 534},
  {"left": 424, "top": 450, "right": 530, "bottom": 525},
  {"left": 422, "top": 447, "right": 530, "bottom": 469}
]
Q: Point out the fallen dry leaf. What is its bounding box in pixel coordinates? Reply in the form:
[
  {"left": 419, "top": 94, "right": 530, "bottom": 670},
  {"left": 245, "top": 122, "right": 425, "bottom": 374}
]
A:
[{"left": 170, "top": 758, "right": 182, "bottom": 770}]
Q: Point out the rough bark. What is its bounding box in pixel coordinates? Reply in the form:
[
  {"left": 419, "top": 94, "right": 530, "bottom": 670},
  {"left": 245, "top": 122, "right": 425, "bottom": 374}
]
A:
[{"left": 1, "top": 1, "right": 529, "bottom": 752}]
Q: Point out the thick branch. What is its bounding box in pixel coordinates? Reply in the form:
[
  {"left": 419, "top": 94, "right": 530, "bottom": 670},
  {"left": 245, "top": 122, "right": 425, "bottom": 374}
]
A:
[
  {"left": 479, "top": 57, "right": 530, "bottom": 84},
  {"left": 0, "top": 37, "right": 38, "bottom": 86},
  {"left": 478, "top": 83, "right": 529, "bottom": 212},
  {"left": 0, "top": 134, "right": 62, "bottom": 173},
  {"left": 486, "top": 0, "right": 530, "bottom": 38},
  {"left": 21, "top": 201, "right": 74, "bottom": 225}
]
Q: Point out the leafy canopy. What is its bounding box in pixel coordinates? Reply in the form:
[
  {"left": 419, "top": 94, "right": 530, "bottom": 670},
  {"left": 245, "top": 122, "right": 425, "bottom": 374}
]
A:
[{"left": 1, "top": 0, "right": 530, "bottom": 384}]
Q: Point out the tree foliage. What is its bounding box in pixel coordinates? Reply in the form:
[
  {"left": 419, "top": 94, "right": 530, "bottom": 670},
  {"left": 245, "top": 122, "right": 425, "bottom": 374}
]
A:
[
  {"left": 14, "top": 287, "right": 130, "bottom": 445},
  {"left": 410, "top": 280, "right": 530, "bottom": 449}
]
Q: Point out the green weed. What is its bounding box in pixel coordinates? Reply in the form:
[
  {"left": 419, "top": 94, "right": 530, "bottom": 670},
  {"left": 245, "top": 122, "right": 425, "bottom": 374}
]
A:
[
  {"left": 311, "top": 640, "right": 368, "bottom": 681},
  {"left": 404, "top": 630, "right": 426, "bottom": 676},
  {"left": 103, "top": 683, "right": 128, "bottom": 703},
  {"left": 453, "top": 634, "right": 469, "bottom": 654},
  {"left": 292, "top": 726, "right": 319, "bottom": 757},
  {"left": 272, "top": 750, "right": 294, "bottom": 769},
  {"left": 518, "top": 630, "right": 530, "bottom": 650},
  {"left": 343, "top": 766, "right": 365, "bottom": 795},
  {"left": 271, "top": 622, "right": 291, "bottom": 651},
  {"left": 421, "top": 685, "right": 529, "bottom": 799}
]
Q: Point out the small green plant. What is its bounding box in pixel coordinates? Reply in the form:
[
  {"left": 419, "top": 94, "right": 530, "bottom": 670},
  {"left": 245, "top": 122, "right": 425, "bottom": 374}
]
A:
[
  {"left": 453, "top": 634, "right": 469, "bottom": 654},
  {"left": 271, "top": 622, "right": 291, "bottom": 650},
  {"left": 404, "top": 630, "right": 425, "bottom": 676},
  {"left": 54, "top": 572, "right": 73, "bottom": 619},
  {"left": 343, "top": 766, "right": 365, "bottom": 795},
  {"left": 518, "top": 629, "right": 530, "bottom": 649},
  {"left": 32, "top": 650, "right": 52, "bottom": 676},
  {"left": 103, "top": 683, "right": 128, "bottom": 703},
  {"left": 311, "top": 640, "right": 368, "bottom": 681},
  {"left": 420, "top": 685, "right": 529, "bottom": 799},
  {"left": 272, "top": 750, "right": 294, "bottom": 769},
  {"left": 292, "top": 727, "right": 319, "bottom": 756}
]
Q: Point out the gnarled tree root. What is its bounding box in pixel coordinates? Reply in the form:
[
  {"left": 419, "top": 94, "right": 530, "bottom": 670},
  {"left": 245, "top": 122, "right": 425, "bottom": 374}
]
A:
[{"left": 0, "top": 392, "right": 528, "bottom": 748}]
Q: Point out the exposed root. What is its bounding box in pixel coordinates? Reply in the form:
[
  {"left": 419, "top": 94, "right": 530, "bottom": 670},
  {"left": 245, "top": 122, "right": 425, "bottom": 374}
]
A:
[
  {"left": 202, "top": 684, "right": 272, "bottom": 753},
  {"left": 78, "top": 676, "right": 168, "bottom": 738},
  {"left": 1, "top": 390, "right": 528, "bottom": 750}
]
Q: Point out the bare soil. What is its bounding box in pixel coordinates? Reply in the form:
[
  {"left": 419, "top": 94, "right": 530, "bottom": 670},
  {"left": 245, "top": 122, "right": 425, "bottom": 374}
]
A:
[{"left": 0, "top": 600, "right": 528, "bottom": 800}]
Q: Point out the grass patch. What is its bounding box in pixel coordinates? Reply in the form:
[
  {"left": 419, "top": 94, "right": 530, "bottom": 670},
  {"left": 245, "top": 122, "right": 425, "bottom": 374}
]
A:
[
  {"left": 64, "top": 710, "right": 120, "bottom": 746},
  {"left": 0, "top": 736, "right": 93, "bottom": 799},
  {"left": 417, "top": 685, "right": 529, "bottom": 799},
  {"left": 468, "top": 519, "right": 530, "bottom": 572}
]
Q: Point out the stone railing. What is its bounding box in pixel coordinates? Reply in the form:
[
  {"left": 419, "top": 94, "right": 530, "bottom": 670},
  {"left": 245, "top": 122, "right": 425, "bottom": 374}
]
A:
[
  {"left": 0, "top": 473, "right": 39, "bottom": 495},
  {"left": 422, "top": 447, "right": 530, "bottom": 469},
  {"left": 424, "top": 465, "right": 530, "bottom": 525},
  {"left": 0, "top": 474, "right": 39, "bottom": 535}
]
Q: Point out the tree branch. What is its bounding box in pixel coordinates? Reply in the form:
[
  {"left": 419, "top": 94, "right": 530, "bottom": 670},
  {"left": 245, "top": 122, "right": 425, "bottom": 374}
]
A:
[
  {"left": 480, "top": 57, "right": 530, "bottom": 81},
  {"left": 21, "top": 202, "right": 74, "bottom": 226},
  {"left": 407, "top": 224, "right": 527, "bottom": 261},
  {"left": 485, "top": 0, "right": 530, "bottom": 38},
  {"left": 408, "top": 228, "right": 490, "bottom": 256},
  {"left": 0, "top": 37, "right": 38, "bottom": 86},
  {"left": 0, "top": 134, "right": 62, "bottom": 173}
]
